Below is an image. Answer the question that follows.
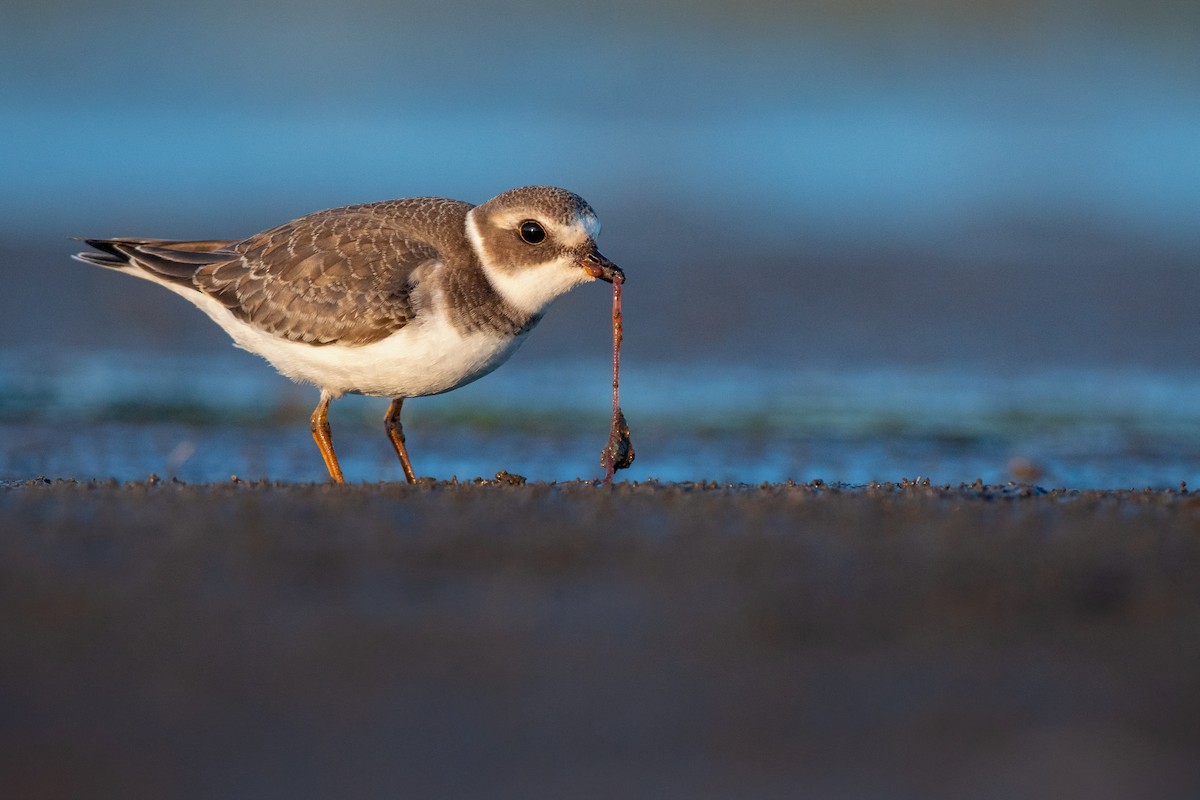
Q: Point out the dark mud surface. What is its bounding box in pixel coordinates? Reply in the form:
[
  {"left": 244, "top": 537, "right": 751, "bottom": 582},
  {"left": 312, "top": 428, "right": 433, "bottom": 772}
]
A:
[{"left": 2, "top": 478, "right": 1199, "bottom": 799}]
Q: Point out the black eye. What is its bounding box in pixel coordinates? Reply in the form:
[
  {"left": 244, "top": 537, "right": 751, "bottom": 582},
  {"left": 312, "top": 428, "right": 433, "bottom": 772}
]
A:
[{"left": 519, "top": 220, "right": 546, "bottom": 244}]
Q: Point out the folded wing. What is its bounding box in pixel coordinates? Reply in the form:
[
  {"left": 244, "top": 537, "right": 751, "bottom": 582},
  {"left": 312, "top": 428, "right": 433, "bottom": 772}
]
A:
[{"left": 77, "top": 204, "right": 453, "bottom": 346}]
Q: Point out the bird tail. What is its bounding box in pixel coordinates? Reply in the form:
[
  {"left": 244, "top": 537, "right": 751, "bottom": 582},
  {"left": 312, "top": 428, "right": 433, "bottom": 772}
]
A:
[{"left": 73, "top": 238, "right": 238, "bottom": 287}]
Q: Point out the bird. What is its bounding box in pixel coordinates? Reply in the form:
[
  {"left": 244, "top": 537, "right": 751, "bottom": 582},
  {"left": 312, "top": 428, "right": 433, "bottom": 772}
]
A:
[{"left": 74, "top": 186, "right": 624, "bottom": 483}]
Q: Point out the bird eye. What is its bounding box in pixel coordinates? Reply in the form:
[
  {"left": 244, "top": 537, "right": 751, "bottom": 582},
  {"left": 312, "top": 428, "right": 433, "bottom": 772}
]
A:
[{"left": 519, "top": 220, "right": 546, "bottom": 244}]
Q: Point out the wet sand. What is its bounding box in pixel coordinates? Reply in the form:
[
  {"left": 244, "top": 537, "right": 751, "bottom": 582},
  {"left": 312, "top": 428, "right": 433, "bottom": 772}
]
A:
[{"left": 2, "top": 478, "right": 1199, "bottom": 799}]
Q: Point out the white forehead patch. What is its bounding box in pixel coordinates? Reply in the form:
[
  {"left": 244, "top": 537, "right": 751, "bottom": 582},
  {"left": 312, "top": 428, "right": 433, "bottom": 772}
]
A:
[
  {"left": 544, "top": 210, "right": 599, "bottom": 249},
  {"left": 579, "top": 208, "right": 601, "bottom": 239},
  {"left": 557, "top": 215, "right": 596, "bottom": 249}
]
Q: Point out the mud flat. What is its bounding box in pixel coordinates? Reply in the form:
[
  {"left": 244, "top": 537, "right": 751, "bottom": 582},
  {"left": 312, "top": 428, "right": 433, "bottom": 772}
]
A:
[{"left": 2, "top": 478, "right": 1199, "bottom": 798}]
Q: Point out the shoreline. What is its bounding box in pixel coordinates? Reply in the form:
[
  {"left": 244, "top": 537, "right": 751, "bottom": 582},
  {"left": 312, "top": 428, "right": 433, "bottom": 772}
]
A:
[{"left": 4, "top": 473, "right": 1198, "bottom": 496}]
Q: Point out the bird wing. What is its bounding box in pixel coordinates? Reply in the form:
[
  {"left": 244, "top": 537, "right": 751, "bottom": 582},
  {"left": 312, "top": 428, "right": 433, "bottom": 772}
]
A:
[{"left": 194, "top": 202, "right": 465, "bottom": 346}]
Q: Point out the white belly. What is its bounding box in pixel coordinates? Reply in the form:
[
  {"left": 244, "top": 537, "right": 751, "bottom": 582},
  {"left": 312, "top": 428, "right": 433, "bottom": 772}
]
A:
[{"left": 163, "top": 284, "right": 528, "bottom": 398}]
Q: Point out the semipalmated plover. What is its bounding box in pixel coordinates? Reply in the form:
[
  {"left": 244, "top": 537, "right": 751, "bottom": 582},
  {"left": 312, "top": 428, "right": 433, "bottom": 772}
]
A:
[{"left": 75, "top": 186, "right": 624, "bottom": 483}]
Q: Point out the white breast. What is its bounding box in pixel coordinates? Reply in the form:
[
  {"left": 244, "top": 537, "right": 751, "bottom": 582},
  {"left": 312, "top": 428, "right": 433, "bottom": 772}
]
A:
[{"left": 156, "top": 282, "right": 529, "bottom": 399}]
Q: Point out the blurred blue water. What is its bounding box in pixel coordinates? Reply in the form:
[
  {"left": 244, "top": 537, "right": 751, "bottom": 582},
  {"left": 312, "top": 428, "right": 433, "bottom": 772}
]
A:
[
  {"left": 2, "top": 1, "right": 1199, "bottom": 485},
  {"left": 4, "top": 350, "right": 1200, "bottom": 488},
  {"left": 4, "top": 1, "right": 1197, "bottom": 244}
]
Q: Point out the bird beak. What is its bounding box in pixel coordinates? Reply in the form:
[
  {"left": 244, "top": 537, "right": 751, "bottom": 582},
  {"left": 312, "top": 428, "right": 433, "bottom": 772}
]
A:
[{"left": 582, "top": 249, "right": 624, "bottom": 283}]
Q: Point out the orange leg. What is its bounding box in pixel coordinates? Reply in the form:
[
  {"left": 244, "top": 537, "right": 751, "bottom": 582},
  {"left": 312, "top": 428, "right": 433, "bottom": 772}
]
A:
[
  {"left": 385, "top": 398, "right": 418, "bottom": 484},
  {"left": 310, "top": 391, "right": 345, "bottom": 483}
]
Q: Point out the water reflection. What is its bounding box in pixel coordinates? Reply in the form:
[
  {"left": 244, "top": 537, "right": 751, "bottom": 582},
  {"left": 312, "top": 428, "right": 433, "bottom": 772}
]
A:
[{"left": 4, "top": 352, "right": 1200, "bottom": 488}]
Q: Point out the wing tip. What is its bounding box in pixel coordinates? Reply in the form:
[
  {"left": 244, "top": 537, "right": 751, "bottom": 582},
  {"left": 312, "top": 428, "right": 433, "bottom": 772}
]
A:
[{"left": 73, "top": 239, "right": 132, "bottom": 268}]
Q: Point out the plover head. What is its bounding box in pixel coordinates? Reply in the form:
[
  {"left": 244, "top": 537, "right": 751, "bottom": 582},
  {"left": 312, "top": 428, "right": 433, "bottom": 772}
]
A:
[{"left": 466, "top": 186, "right": 624, "bottom": 317}]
